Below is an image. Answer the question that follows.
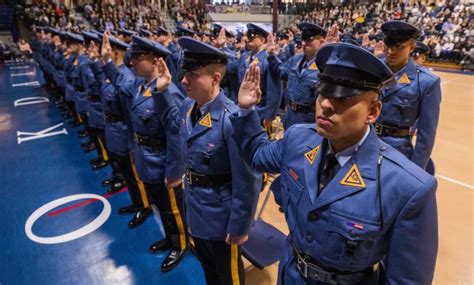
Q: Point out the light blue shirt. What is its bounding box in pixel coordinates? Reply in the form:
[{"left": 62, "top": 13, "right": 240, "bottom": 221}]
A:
[{"left": 328, "top": 126, "right": 371, "bottom": 167}]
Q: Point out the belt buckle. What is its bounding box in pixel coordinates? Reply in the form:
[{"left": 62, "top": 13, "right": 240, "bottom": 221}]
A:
[
  {"left": 296, "top": 255, "right": 309, "bottom": 279},
  {"left": 186, "top": 171, "right": 193, "bottom": 185},
  {"left": 375, "top": 124, "right": 383, "bottom": 135}
]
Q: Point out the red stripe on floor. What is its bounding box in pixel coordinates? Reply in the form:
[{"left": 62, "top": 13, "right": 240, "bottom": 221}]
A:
[{"left": 47, "top": 187, "right": 128, "bottom": 217}]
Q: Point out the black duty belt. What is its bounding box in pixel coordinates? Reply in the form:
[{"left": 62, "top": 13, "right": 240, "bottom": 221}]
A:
[
  {"left": 134, "top": 133, "right": 166, "bottom": 149},
  {"left": 88, "top": 95, "right": 101, "bottom": 102},
  {"left": 291, "top": 243, "right": 378, "bottom": 284},
  {"left": 105, "top": 112, "right": 125, "bottom": 123},
  {"left": 288, "top": 100, "right": 315, "bottom": 113},
  {"left": 185, "top": 170, "right": 232, "bottom": 188},
  {"left": 375, "top": 123, "right": 410, "bottom": 137}
]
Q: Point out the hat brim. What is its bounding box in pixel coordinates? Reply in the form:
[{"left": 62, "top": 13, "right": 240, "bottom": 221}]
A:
[{"left": 316, "top": 82, "right": 376, "bottom": 98}]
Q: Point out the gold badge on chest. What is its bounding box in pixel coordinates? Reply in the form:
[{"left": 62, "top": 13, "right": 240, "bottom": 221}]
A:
[
  {"left": 340, "top": 164, "right": 366, "bottom": 187},
  {"left": 199, "top": 113, "right": 212, "bottom": 128},
  {"left": 304, "top": 145, "right": 320, "bottom": 165},
  {"left": 398, "top": 73, "right": 411, "bottom": 84}
]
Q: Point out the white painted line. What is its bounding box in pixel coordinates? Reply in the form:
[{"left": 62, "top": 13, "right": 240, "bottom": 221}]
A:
[
  {"left": 12, "top": 81, "right": 40, "bottom": 87},
  {"left": 436, "top": 174, "right": 474, "bottom": 190},
  {"left": 9, "top": 65, "right": 30, "bottom": 70},
  {"left": 441, "top": 76, "right": 460, "bottom": 86},
  {"left": 11, "top": 72, "right": 34, "bottom": 77}
]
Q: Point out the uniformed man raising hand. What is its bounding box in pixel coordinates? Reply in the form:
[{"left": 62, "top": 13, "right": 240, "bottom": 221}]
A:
[{"left": 231, "top": 43, "right": 438, "bottom": 284}]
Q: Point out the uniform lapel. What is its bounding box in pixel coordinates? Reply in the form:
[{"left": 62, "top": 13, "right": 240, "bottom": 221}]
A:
[
  {"left": 302, "top": 133, "right": 324, "bottom": 204},
  {"left": 301, "top": 58, "right": 317, "bottom": 78},
  {"left": 187, "top": 94, "right": 224, "bottom": 142},
  {"left": 311, "top": 128, "right": 380, "bottom": 211},
  {"left": 382, "top": 59, "right": 417, "bottom": 98}
]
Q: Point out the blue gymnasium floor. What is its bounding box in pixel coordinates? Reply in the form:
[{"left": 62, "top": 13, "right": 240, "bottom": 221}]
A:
[{"left": 0, "top": 63, "right": 205, "bottom": 285}]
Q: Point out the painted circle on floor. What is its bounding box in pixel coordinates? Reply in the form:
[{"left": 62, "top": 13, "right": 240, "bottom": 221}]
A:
[{"left": 24, "top": 194, "right": 111, "bottom": 244}]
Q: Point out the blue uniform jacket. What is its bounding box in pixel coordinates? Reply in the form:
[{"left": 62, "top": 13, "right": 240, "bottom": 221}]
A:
[
  {"left": 378, "top": 59, "right": 442, "bottom": 169},
  {"left": 230, "top": 110, "right": 438, "bottom": 285},
  {"left": 268, "top": 53, "right": 320, "bottom": 129},
  {"left": 87, "top": 59, "right": 106, "bottom": 129},
  {"left": 171, "top": 93, "right": 261, "bottom": 240},
  {"left": 228, "top": 49, "right": 282, "bottom": 121},
  {"left": 99, "top": 63, "right": 135, "bottom": 156},
  {"left": 119, "top": 76, "right": 184, "bottom": 184}
]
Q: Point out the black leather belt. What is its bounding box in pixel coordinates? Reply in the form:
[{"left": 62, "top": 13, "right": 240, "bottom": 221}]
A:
[
  {"left": 185, "top": 170, "right": 232, "bottom": 187},
  {"left": 134, "top": 133, "right": 166, "bottom": 149},
  {"left": 291, "top": 243, "right": 378, "bottom": 284},
  {"left": 288, "top": 100, "right": 315, "bottom": 113},
  {"left": 88, "top": 95, "right": 101, "bottom": 102},
  {"left": 375, "top": 123, "right": 410, "bottom": 137},
  {"left": 105, "top": 112, "right": 125, "bottom": 123}
]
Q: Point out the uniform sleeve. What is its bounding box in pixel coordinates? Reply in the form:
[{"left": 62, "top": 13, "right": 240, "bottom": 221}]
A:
[
  {"left": 152, "top": 86, "right": 185, "bottom": 179},
  {"left": 101, "top": 60, "right": 121, "bottom": 87},
  {"left": 412, "top": 76, "right": 441, "bottom": 169},
  {"left": 229, "top": 109, "right": 285, "bottom": 173},
  {"left": 267, "top": 53, "right": 290, "bottom": 81},
  {"left": 262, "top": 59, "right": 283, "bottom": 120},
  {"left": 384, "top": 177, "right": 438, "bottom": 285},
  {"left": 225, "top": 116, "right": 261, "bottom": 236},
  {"left": 80, "top": 61, "right": 100, "bottom": 96}
]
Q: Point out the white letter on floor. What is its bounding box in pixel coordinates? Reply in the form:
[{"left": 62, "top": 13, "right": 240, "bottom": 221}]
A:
[
  {"left": 14, "top": 97, "right": 50, "bottom": 107},
  {"left": 17, "top": 123, "right": 68, "bottom": 144}
]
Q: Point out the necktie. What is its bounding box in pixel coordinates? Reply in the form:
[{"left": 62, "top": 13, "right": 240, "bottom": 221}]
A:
[
  {"left": 318, "top": 153, "right": 340, "bottom": 193},
  {"left": 191, "top": 103, "right": 202, "bottom": 127},
  {"left": 299, "top": 59, "right": 307, "bottom": 73}
]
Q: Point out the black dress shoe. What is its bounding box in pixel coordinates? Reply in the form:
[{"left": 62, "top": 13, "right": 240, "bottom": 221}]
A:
[
  {"left": 84, "top": 144, "right": 97, "bottom": 153},
  {"left": 119, "top": 204, "right": 141, "bottom": 215},
  {"left": 78, "top": 130, "right": 88, "bottom": 138},
  {"left": 128, "top": 207, "right": 152, "bottom": 229},
  {"left": 82, "top": 141, "right": 93, "bottom": 148},
  {"left": 91, "top": 159, "right": 108, "bottom": 170},
  {"left": 89, "top": 157, "right": 101, "bottom": 165},
  {"left": 161, "top": 249, "right": 186, "bottom": 272},
  {"left": 102, "top": 177, "right": 116, "bottom": 187},
  {"left": 149, "top": 239, "right": 172, "bottom": 253},
  {"left": 106, "top": 180, "right": 126, "bottom": 194},
  {"left": 69, "top": 121, "right": 81, "bottom": 128}
]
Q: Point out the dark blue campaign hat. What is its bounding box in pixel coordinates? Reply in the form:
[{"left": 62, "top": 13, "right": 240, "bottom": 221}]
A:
[
  {"left": 381, "top": 20, "right": 419, "bottom": 46},
  {"left": 298, "top": 22, "right": 327, "bottom": 41},
  {"left": 65, "top": 32, "right": 85, "bottom": 44},
  {"left": 412, "top": 41, "right": 430, "bottom": 57},
  {"left": 246, "top": 23, "right": 269, "bottom": 39},
  {"left": 315, "top": 43, "right": 395, "bottom": 98},
  {"left": 211, "top": 23, "right": 234, "bottom": 38},
  {"left": 178, "top": 36, "right": 233, "bottom": 72},
  {"left": 175, "top": 26, "right": 196, "bottom": 38},
  {"left": 276, "top": 30, "right": 289, "bottom": 40},
  {"left": 340, "top": 33, "right": 360, "bottom": 46},
  {"left": 155, "top": 26, "right": 169, "bottom": 36},
  {"left": 235, "top": 31, "right": 244, "bottom": 42},
  {"left": 96, "top": 32, "right": 130, "bottom": 50},
  {"left": 130, "top": 35, "right": 171, "bottom": 58},
  {"left": 118, "top": 29, "right": 137, "bottom": 37},
  {"left": 82, "top": 31, "right": 100, "bottom": 44},
  {"left": 109, "top": 36, "right": 130, "bottom": 50},
  {"left": 139, "top": 28, "right": 153, "bottom": 38}
]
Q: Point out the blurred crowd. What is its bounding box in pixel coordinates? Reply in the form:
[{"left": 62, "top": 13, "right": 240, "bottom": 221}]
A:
[{"left": 13, "top": 0, "right": 474, "bottom": 65}]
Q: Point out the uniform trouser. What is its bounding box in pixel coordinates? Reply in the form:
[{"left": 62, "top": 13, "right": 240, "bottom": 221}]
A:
[
  {"left": 109, "top": 152, "right": 142, "bottom": 206},
  {"left": 143, "top": 182, "right": 188, "bottom": 251},
  {"left": 87, "top": 124, "right": 109, "bottom": 162},
  {"left": 192, "top": 237, "right": 245, "bottom": 285}
]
